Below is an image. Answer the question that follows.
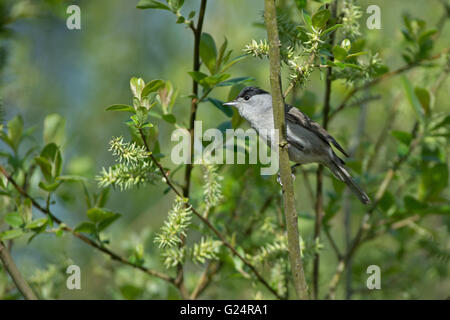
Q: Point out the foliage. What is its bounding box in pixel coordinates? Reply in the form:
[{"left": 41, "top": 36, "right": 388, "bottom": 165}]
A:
[{"left": 0, "top": 0, "right": 448, "bottom": 300}]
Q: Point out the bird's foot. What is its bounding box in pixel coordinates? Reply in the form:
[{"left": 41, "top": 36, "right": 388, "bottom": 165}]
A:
[{"left": 277, "top": 172, "right": 296, "bottom": 187}]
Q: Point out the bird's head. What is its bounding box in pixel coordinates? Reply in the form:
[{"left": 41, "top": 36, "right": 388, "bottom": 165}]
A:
[{"left": 223, "top": 87, "right": 271, "bottom": 115}]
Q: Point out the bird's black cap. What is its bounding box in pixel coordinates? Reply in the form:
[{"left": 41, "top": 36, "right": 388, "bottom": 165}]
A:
[{"left": 236, "top": 87, "right": 269, "bottom": 99}]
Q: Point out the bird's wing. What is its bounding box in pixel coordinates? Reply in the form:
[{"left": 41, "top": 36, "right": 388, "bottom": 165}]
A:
[{"left": 284, "top": 104, "right": 349, "bottom": 157}]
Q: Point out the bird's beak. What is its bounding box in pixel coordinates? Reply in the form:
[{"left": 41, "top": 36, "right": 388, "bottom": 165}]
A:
[{"left": 223, "top": 101, "right": 237, "bottom": 107}]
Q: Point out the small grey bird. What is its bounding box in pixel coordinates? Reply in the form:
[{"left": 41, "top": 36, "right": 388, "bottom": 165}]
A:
[{"left": 224, "top": 86, "right": 371, "bottom": 205}]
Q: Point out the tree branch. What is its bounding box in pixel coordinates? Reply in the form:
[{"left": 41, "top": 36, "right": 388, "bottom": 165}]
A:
[
  {"left": 183, "top": 0, "right": 208, "bottom": 198},
  {"left": 264, "top": 0, "right": 309, "bottom": 300},
  {"left": 0, "top": 241, "right": 38, "bottom": 300}
]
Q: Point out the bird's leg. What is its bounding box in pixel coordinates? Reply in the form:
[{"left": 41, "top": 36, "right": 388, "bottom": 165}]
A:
[{"left": 277, "top": 163, "right": 301, "bottom": 186}]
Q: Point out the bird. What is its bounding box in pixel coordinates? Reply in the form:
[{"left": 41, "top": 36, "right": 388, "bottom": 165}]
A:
[{"left": 223, "top": 86, "right": 371, "bottom": 205}]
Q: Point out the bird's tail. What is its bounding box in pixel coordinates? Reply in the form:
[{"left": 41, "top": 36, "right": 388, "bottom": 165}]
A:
[{"left": 328, "top": 159, "right": 371, "bottom": 205}]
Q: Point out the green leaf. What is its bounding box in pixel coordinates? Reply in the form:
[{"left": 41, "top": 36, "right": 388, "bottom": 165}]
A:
[
  {"left": 216, "top": 37, "right": 228, "bottom": 72},
  {"left": 295, "top": 0, "right": 307, "bottom": 10},
  {"left": 35, "top": 156, "right": 53, "bottom": 182},
  {"left": 402, "top": 76, "right": 424, "bottom": 123},
  {"left": 74, "top": 222, "right": 97, "bottom": 235},
  {"left": 188, "top": 71, "right": 208, "bottom": 85},
  {"left": 420, "top": 163, "right": 448, "bottom": 201},
  {"left": 176, "top": 16, "right": 185, "bottom": 24},
  {"left": 5, "top": 212, "right": 23, "bottom": 228},
  {"left": 341, "top": 39, "right": 351, "bottom": 51},
  {"left": 0, "top": 229, "right": 25, "bottom": 241},
  {"left": 39, "top": 143, "right": 62, "bottom": 180},
  {"left": 87, "top": 207, "right": 117, "bottom": 224},
  {"left": 346, "top": 51, "right": 368, "bottom": 59},
  {"left": 98, "top": 213, "right": 121, "bottom": 232},
  {"left": 25, "top": 218, "right": 48, "bottom": 230},
  {"left": 130, "top": 77, "right": 145, "bottom": 98},
  {"left": 141, "top": 79, "right": 165, "bottom": 98},
  {"left": 391, "top": 130, "right": 412, "bottom": 146},
  {"left": 312, "top": 9, "right": 330, "bottom": 30},
  {"left": 57, "top": 175, "right": 88, "bottom": 183},
  {"left": 106, "top": 104, "right": 136, "bottom": 113},
  {"left": 418, "top": 29, "right": 437, "bottom": 45},
  {"left": 199, "top": 33, "right": 217, "bottom": 74},
  {"left": 221, "top": 55, "right": 247, "bottom": 73},
  {"left": 136, "top": 0, "right": 171, "bottom": 10},
  {"left": 302, "top": 11, "right": 313, "bottom": 31},
  {"left": 38, "top": 181, "right": 61, "bottom": 192},
  {"left": 7, "top": 116, "right": 23, "bottom": 151},
  {"left": 332, "top": 45, "right": 347, "bottom": 61},
  {"left": 414, "top": 87, "right": 431, "bottom": 116},
  {"left": 322, "top": 24, "right": 343, "bottom": 36},
  {"left": 431, "top": 114, "right": 450, "bottom": 131},
  {"left": 162, "top": 114, "right": 176, "bottom": 124},
  {"left": 217, "top": 76, "right": 254, "bottom": 87},
  {"left": 207, "top": 97, "right": 234, "bottom": 117},
  {"left": 43, "top": 114, "right": 66, "bottom": 146},
  {"left": 404, "top": 195, "right": 428, "bottom": 212}
]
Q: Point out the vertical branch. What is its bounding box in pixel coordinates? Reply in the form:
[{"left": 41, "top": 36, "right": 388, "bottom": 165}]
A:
[
  {"left": 176, "top": 0, "right": 208, "bottom": 297},
  {"left": 0, "top": 241, "right": 38, "bottom": 300},
  {"left": 264, "top": 0, "right": 309, "bottom": 300},
  {"left": 183, "top": 0, "right": 208, "bottom": 198},
  {"left": 313, "top": 0, "right": 337, "bottom": 300}
]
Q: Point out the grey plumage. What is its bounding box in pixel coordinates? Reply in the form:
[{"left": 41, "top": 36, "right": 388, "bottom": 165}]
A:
[{"left": 224, "top": 86, "right": 371, "bottom": 205}]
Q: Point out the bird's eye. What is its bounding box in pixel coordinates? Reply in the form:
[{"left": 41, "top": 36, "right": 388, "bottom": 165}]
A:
[{"left": 244, "top": 95, "right": 250, "bottom": 101}]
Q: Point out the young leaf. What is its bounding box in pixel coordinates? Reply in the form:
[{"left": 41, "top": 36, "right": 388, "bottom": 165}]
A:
[
  {"left": 106, "top": 105, "right": 136, "bottom": 113},
  {"left": 43, "top": 113, "right": 66, "bottom": 146},
  {"left": 217, "top": 76, "right": 254, "bottom": 87},
  {"left": 137, "top": 0, "right": 171, "bottom": 11},
  {"left": 312, "top": 9, "right": 330, "bottom": 30},
  {"left": 7, "top": 115, "right": 23, "bottom": 151},
  {"left": 74, "top": 222, "right": 97, "bottom": 235},
  {"left": 87, "top": 207, "right": 117, "bottom": 224},
  {"left": 5, "top": 212, "right": 23, "bottom": 228},
  {"left": 322, "top": 24, "right": 343, "bottom": 36},
  {"left": 414, "top": 87, "right": 431, "bottom": 116},
  {"left": 98, "top": 213, "right": 121, "bottom": 232},
  {"left": 25, "top": 218, "right": 48, "bottom": 230},
  {"left": 141, "top": 80, "right": 165, "bottom": 98},
  {"left": 391, "top": 130, "right": 412, "bottom": 146},
  {"left": 188, "top": 71, "right": 208, "bottom": 84},
  {"left": 402, "top": 76, "right": 425, "bottom": 123},
  {"left": 162, "top": 114, "right": 176, "bottom": 124},
  {"left": 207, "top": 97, "right": 234, "bottom": 117},
  {"left": 332, "top": 45, "right": 347, "bottom": 61},
  {"left": 0, "top": 229, "right": 25, "bottom": 241},
  {"left": 302, "top": 11, "right": 313, "bottom": 31},
  {"left": 199, "top": 33, "right": 218, "bottom": 74}
]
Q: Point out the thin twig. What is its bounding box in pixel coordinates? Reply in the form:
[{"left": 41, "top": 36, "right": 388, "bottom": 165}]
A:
[{"left": 0, "top": 241, "right": 38, "bottom": 300}]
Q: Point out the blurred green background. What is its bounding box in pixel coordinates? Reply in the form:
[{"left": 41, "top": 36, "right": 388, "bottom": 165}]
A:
[{"left": 0, "top": 0, "right": 449, "bottom": 299}]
